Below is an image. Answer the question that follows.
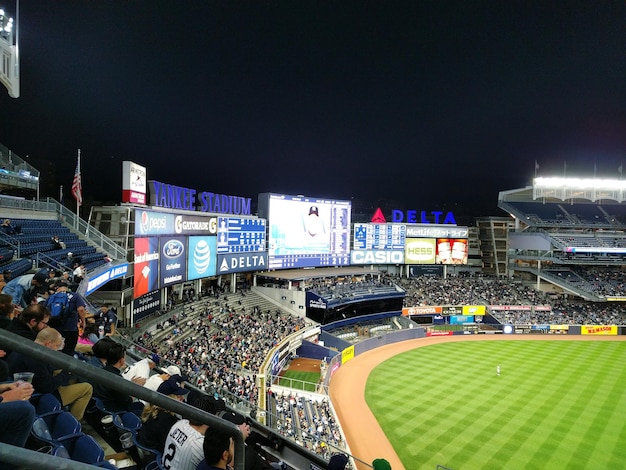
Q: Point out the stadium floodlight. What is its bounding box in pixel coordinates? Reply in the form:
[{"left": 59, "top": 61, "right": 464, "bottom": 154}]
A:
[
  {"left": 533, "top": 177, "right": 626, "bottom": 203},
  {"left": 0, "top": 1, "right": 19, "bottom": 98}
]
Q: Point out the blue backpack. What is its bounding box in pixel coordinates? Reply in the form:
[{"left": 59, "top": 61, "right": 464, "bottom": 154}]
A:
[{"left": 46, "top": 291, "right": 72, "bottom": 326}]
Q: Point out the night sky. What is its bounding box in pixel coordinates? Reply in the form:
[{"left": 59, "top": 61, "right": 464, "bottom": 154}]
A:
[{"left": 0, "top": 1, "right": 624, "bottom": 219}]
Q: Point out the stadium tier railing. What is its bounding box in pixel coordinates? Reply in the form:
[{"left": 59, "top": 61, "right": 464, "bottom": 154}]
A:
[{"left": 0, "top": 329, "right": 247, "bottom": 470}]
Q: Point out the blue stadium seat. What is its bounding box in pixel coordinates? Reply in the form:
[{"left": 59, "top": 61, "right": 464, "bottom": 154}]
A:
[
  {"left": 57, "top": 433, "right": 105, "bottom": 464},
  {"left": 113, "top": 411, "right": 142, "bottom": 433},
  {"left": 32, "top": 393, "right": 62, "bottom": 415}
]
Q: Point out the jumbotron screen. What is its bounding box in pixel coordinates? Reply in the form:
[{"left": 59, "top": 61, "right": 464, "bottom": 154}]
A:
[{"left": 258, "top": 193, "right": 351, "bottom": 269}]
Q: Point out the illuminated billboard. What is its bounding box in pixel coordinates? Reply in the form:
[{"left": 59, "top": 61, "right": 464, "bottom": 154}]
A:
[
  {"left": 133, "top": 237, "right": 159, "bottom": 298},
  {"left": 258, "top": 193, "right": 351, "bottom": 269},
  {"left": 404, "top": 238, "right": 436, "bottom": 264},
  {"left": 353, "top": 223, "right": 406, "bottom": 250},
  {"left": 122, "top": 161, "right": 147, "bottom": 204},
  {"left": 436, "top": 238, "right": 468, "bottom": 264},
  {"left": 217, "top": 217, "right": 266, "bottom": 254},
  {"left": 187, "top": 236, "right": 217, "bottom": 280},
  {"left": 160, "top": 236, "right": 187, "bottom": 287}
]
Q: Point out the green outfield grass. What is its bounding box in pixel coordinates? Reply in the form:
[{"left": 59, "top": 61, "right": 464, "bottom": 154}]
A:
[
  {"left": 365, "top": 340, "right": 626, "bottom": 470},
  {"left": 279, "top": 370, "right": 320, "bottom": 392}
]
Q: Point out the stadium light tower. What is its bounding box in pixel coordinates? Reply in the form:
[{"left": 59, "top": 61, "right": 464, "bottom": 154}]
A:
[{"left": 0, "top": 1, "right": 19, "bottom": 98}]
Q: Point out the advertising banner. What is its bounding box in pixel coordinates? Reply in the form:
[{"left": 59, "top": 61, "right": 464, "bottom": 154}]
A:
[
  {"left": 463, "top": 305, "right": 486, "bottom": 315},
  {"left": 404, "top": 238, "right": 436, "bottom": 264},
  {"left": 435, "top": 238, "right": 468, "bottom": 264},
  {"left": 217, "top": 252, "right": 268, "bottom": 274},
  {"left": 122, "top": 161, "right": 147, "bottom": 204},
  {"left": 306, "top": 291, "right": 328, "bottom": 310},
  {"left": 341, "top": 345, "right": 355, "bottom": 364},
  {"left": 581, "top": 325, "right": 617, "bottom": 335},
  {"left": 350, "top": 249, "right": 404, "bottom": 265},
  {"left": 135, "top": 209, "right": 217, "bottom": 236},
  {"left": 449, "top": 315, "right": 474, "bottom": 325},
  {"left": 160, "top": 236, "right": 187, "bottom": 287},
  {"left": 134, "top": 237, "right": 159, "bottom": 298},
  {"left": 402, "top": 306, "right": 442, "bottom": 316},
  {"left": 85, "top": 263, "right": 129, "bottom": 296},
  {"left": 132, "top": 290, "right": 161, "bottom": 322},
  {"left": 187, "top": 236, "right": 217, "bottom": 280},
  {"left": 442, "top": 306, "right": 463, "bottom": 315}
]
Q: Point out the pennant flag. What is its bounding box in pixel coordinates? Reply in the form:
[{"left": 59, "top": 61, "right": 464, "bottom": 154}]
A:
[
  {"left": 71, "top": 153, "right": 82, "bottom": 205},
  {"left": 371, "top": 208, "right": 386, "bottom": 223}
]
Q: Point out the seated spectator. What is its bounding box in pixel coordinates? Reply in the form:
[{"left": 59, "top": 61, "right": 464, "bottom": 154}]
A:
[
  {"left": 1, "top": 218, "right": 21, "bottom": 235},
  {"left": 72, "top": 264, "right": 86, "bottom": 284},
  {"left": 0, "top": 293, "right": 14, "bottom": 329},
  {"left": 51, "top": 234, "right": 66, "bottom": 250},
  {"left": 137, "top": 376, "right": 189, "bottom": 451},
  {"left": 0, "top": 381, "right": 35, "bottom": 470},
  {"left": 220, "top": 411, "right": 275, "bottom": 470},
  {"left": 122, "top": 352, "right": 160, "bottom": 385},
  {"left": 144, "top": 365, "right": 181, "bottom": 392},
  {"left": 2, "top": 269, "right": 49, "bottom": 309},
  {"left": 196, "top": 427, "right": 235, "bottom": 470},
  {"left": 162, "top": 395, "right": 217, "bottom": 470},
  {"left": 92, "top": 342, "right": 143, "bottom": 415},
  {"left": 6, "top": 303, "right": 50, "bottom": 341},
  {"left": 7, "top": 327, "right": 93, "bottom": 421},
  {"left": 75, "top": 322, "right": 100, "bottom": 354},
  {"left": 87, "top": 337, "right": 116, "bottom": 369},
  {"left": 0, "top": 270, "right": 11, "bottom": 292}
]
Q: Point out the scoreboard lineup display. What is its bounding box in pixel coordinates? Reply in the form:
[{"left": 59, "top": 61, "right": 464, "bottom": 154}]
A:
[
  {"left": 217, "top": 217, "right": 266, "bottom": 254},
  {"left": 353, "top": 223, "right": 407, "bottom": 250}
]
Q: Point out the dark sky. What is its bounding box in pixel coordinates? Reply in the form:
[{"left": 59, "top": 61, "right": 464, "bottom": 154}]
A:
[{"left": 0, "top": 1, "right": 624, "bottom": 218}]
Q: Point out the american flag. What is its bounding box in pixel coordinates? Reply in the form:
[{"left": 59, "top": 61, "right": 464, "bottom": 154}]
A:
[{"left": 71, "top": 153, "right": 82, "bottom": 205}]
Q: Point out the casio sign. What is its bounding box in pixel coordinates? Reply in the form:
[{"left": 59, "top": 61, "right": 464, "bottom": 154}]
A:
[{"left": 351, "top": 250, "right": 404, "bottom": 264}]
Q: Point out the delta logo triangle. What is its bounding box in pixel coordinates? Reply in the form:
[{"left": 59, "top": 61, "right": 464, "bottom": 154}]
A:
[{"left": 371, "top": 208, "right": 386, "bottom": 223}]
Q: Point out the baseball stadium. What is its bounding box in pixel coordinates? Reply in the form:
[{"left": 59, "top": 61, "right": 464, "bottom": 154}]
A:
[{"left": 1, "top": 133, "right": 626, "bottom": 470}]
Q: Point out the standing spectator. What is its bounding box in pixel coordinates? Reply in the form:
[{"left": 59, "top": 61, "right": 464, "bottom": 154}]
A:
[
  {"left": 7, "top": 328, "right": 93, "bottom": 421},
  {"left": 162, "top": 395, "right": 217, "bottom": 470},
  {"left": 46, "top": 281, "right": 87, "bottom": 356},
  {"left": 2, "top": 269, "right": 48, "bottom": 309},
  {"left": 91, "top": 304, "right": 117, "bottom": 336},
  {"left": 92, "top": 342, "right": 144, "bottom": 415}
]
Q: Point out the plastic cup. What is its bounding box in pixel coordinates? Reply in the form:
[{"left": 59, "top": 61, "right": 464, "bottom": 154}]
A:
[{"left": 13, "top": 372, "right": 34, "bottom": 384}]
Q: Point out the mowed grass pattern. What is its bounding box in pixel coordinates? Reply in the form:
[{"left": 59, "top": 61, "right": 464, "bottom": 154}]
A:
[
  {"left": 279, "top": 370, "right": 320, "bottom": 392},
  {"left": 364, "top": 340, "right": 626, "bottom": 470}
]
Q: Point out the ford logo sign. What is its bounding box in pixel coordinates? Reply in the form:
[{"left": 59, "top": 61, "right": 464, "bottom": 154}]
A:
[{"left": 163, "top": 240, "right": 184, "bottom": 258}]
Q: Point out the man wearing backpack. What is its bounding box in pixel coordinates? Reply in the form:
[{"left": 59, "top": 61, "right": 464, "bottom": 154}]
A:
[{"left": 46, "top": 281, "right": 87, "bottom": 356}]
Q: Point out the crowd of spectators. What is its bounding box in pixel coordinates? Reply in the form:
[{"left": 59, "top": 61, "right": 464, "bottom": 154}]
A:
[
  {"left": 133, "top": 294, "right": 308, "bottom": 407},
  {"left": 268, "top": 391, "right": 345, "bottom": 461},
  {"left": 308, "top": 274, "right": 399, "bottom": 301},
  {"left": 400, "top": 273, "right": 626, "bottom": 325}
]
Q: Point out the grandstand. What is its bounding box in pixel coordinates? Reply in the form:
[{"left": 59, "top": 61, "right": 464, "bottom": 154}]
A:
[{"left": 3, "top": 141, "right": 626, "bottom": 470}]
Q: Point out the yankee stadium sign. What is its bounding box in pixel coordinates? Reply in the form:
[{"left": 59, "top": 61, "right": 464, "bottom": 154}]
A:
[{"left": 149, "top": 180, "right": 252, "bottom": 215}]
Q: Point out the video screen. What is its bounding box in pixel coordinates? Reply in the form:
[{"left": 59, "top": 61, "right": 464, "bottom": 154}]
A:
[{"left": 258, "top": 193, "right": 351, "bottom": 269}]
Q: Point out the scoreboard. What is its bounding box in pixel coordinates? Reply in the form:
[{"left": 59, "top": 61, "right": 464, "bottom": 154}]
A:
[
  {"left": 353, "top": 223, "right": 406, "bottom": 250},
  {"left": 217, "top": 217, "right": 266, "bottom": 254}
]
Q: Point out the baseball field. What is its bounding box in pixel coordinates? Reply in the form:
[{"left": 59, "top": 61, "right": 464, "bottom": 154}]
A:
[{"left": 329, "top": 335, "right": 626, "bottom": 470}]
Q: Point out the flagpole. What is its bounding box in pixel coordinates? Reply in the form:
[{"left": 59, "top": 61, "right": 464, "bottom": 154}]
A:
[{"left": 76, "top": 149, "right": 80, "bottom": 218}]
